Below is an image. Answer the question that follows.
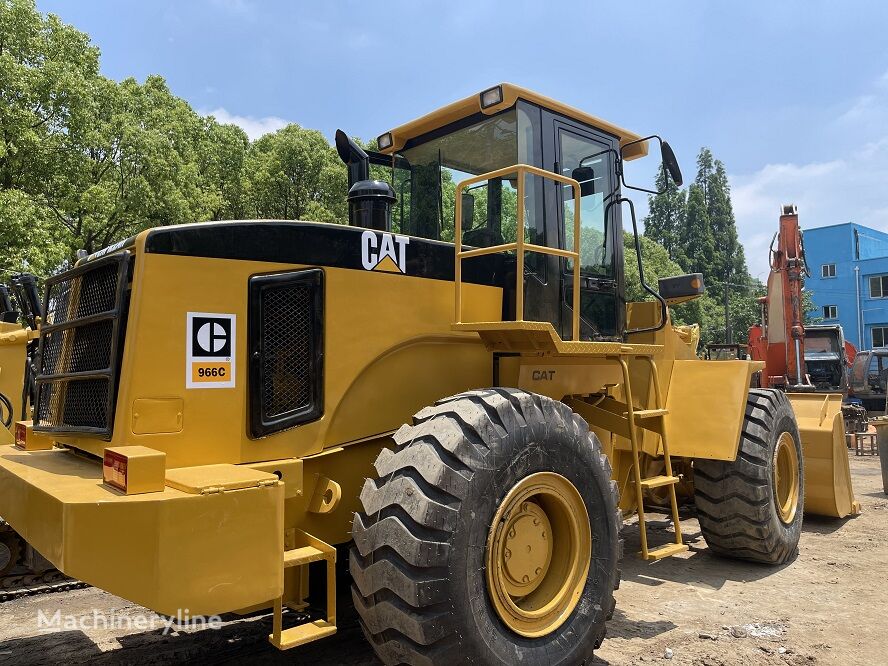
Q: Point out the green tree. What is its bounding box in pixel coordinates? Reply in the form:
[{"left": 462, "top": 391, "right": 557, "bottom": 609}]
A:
[
  {"left": 245, "top": 124, "right": 346, "bottom": 222},
  {"left": 676, "top": 183, "right": 716, "bottom": 276},
  {"left": 0, "top": 0, "right": 99, "bottom": 191},
  {"left": 643, "top": 163, "right": 686, "bottom": 260},
  {"left": 623, "top": 231, "right": 703, "bottom": 328}
]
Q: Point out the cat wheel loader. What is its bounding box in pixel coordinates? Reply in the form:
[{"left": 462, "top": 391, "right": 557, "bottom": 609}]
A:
[
  {"left": 0, "top": 273, "right": 44, "bottom": 575},
  {"left": 0, "top": 84, "right": 859, "bottom": 665}
]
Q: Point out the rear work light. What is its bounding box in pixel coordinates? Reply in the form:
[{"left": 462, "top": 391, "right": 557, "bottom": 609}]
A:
[
  {"left": 103, "top": 446, "right": 166, "bottom": 495},
  {"left": 13, "top": 421, "right": 52, "bottom": 451}
]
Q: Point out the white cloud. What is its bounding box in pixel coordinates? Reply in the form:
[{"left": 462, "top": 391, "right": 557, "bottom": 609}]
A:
[
  {"left": 202, "top": 107, "right": 290, "bottom": 140},
  {"left": 730, "top": 69, "right": 888, "bottom": 281}
]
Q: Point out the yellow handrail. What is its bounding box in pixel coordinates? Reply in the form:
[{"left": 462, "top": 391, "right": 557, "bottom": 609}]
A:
[{"left": 453, "top": 164, "right": 582, "bottom": 341}]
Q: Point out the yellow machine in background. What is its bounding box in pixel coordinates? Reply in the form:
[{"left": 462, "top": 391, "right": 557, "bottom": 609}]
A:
[{"left": 0, "top": 84, "right": 859, "bottom": 665}]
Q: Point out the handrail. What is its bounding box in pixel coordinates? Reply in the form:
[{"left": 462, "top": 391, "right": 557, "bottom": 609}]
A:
[{"left": 454, "top": 164, "right": 583, "bottom": 341}]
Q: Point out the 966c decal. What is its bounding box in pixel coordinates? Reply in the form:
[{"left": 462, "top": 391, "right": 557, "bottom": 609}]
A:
[{"left": 186, "top": 312, "right": 235, "bottom": 389}]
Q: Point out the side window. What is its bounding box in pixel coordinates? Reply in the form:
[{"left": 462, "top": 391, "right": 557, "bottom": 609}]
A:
[{"left": 558, "top": 130, "right": 613, "bottom": 277}]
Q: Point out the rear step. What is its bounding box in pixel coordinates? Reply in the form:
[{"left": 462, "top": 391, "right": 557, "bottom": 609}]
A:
[{"left": 269, "top": 532, "right": 337, "bottom": 650}]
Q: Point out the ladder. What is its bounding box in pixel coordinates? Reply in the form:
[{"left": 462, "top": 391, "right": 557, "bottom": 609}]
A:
[
  {"left": 617, "top": 355, "right": 688, "bottom": 560},
  {"left": 269, "top": 530, "right": 337, "bottom": 650}
]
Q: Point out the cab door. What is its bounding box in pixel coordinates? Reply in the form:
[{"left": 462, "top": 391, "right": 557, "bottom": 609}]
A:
[{"left": 542, "top": 114, "right": 624, "bottom": 341}]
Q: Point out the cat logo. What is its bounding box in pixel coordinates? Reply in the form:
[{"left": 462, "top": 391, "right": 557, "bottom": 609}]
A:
[
  {"left": 186, "top": 312, "right": 236, "bottom": 389},
  {"left": 361, "top": 230, "right": 410, "bottom": 273}
]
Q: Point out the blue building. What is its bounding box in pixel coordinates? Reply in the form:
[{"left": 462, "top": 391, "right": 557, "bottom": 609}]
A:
[{"left": 803, "top": 222, "right": 888, "bottom": 350}]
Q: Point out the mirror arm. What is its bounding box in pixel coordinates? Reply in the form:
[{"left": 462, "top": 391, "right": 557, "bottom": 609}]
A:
[{"left": 614, "top": 196, "right": 668, "bottom": 336}]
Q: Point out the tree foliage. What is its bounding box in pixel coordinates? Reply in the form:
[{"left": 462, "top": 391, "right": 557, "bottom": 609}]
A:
[
  {"left": 0, "top": 0, "right": 357, "bottom": 277},
  {"left": 642, "top": 146, "right": 762, "bottom": 348}
]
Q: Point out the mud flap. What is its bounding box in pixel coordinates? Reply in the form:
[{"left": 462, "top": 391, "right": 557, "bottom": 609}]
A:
[{"left": 787, "top": 393, "right": 861, "bottom": 518}]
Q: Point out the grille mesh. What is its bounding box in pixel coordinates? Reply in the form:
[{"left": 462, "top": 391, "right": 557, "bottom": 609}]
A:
[
  {"left": 261, "top": 284, "right": 313, "bottom": 419},
  {"left": 34, "top": 255, "right": 128, "bottom": 436}
]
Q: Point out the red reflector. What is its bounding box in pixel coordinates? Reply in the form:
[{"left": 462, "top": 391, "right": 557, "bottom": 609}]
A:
[
  {"left": 103, "top": 450, "right": 129, "bottom": 491},
  {"left": 14, "top": 422, "right": 26, "bottom": 448}
]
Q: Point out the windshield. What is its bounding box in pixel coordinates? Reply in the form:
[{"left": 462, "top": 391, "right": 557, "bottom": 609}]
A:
[
  {"left": 806, "top": 332, "right": 839, "bottom": 353},
  {"left": 392, "top": 108, "right": 539, "bottom": 246}
]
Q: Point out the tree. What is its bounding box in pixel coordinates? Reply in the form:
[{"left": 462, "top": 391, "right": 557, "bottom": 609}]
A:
[
  {"left": 0, "top": 0, "right": 99, "bottom": 192},
  {"left": 643, "top": 163, "right": 686, "bottom": 260},
  {"left": 623, "top": 231, "right": 703, "bottom": 328},
  {"left": 245, "top": 124, "right": 346, "bottom": 222},
  {"left": 200, "top": 118, "right": 249, "bottom": 221},
  {"left": 677, "top": 183, "right": 716, "bottom": 276}
]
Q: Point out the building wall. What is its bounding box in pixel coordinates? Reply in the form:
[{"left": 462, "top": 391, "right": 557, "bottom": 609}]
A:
[{"left": 804, "top": 222, "right": 888, "bottom": 350}]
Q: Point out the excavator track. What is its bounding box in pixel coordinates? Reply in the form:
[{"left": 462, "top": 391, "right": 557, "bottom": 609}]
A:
[{"left": 0, "top": 568, "right": 89, "bottom": 602}]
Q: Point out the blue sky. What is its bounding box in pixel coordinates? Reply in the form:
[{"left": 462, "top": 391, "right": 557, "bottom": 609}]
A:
[{"left": 38, "top": 0, "right": 888, "bottom": 279}]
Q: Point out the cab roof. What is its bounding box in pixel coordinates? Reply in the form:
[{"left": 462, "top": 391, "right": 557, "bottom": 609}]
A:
[{"left": 378, "top": 83, "right": 648, "bottom": 160}]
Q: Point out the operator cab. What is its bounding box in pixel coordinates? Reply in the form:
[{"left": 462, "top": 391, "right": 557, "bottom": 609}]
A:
[{"left": 339, "top": 83, "right": 688, "bottom": 342}]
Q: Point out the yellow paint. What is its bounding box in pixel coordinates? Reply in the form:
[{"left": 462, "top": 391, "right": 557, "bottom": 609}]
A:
[
  {"left": 12, "top": 420, "right": 53, "bottom": 451},
  {"left": 0, "top": 445, "right": 283, "bottom": 616},
  {"left": 380, "top": 83, "right": 648, "bottom": 160},
  {"left": 131, "top": 398, "right": 184, "bottom": 434},
  {"left": 485, "top": 472, "right": 590, "bottom": 638},
  {"left": 102, "top": 445, "right": 166, "bottom": 495},
  {"left": 787, "top": 393, "right": 861, "bottom": 518},
  {"left": 773, "top": 432, "right": 800, "bottom": 524},
  {"left": 371, "top": 255, "right": 401, "bottom": 273},
  {"left": 663, "top": 360, "right": 758, "bottom": 460},
  {"left": 0, "top": 322, "right": 30, "bottom": 443}
]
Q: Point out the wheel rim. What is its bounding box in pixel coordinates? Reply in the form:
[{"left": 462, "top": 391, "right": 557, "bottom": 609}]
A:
[
  {"left": 485, "top": 472, "right": 591, "bottom": 638},
  {"left": 773, "top": 432, "right": 800, "bottom": 524}
]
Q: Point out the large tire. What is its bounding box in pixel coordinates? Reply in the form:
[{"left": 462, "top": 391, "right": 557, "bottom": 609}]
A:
[
  {"left": 693, "top": 389, "right": 804, "bottom": 564},
  {"left": 350, "top": 388, "right": 621, "bottom": 666}
]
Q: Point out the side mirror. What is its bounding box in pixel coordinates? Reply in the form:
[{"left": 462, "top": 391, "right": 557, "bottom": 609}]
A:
[
  {"left": 658, "top": 273, "right": 704, "bottom": 305},
  {"left": 619, "top": 135, "right": 683, "bottom": 195},
  {"left": 570, "top": 166, "right": 596, "bottom": 197},
  {"left": 461, "top": 192, "right": 475, "bottom": 229},
  {"left": 661, "top": 141, "right": 683, "bottom": 187}
]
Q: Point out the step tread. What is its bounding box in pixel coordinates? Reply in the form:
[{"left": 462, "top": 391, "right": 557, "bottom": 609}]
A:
[
  {"left": 639, "top": 475, "right": 680, "bottom": 489},
  {"left": 630, "top": 408, "right": 669, "bottom": 419},
  {"left": 270, "top": 620, "right": 336, "bottom": 650},
  {"left": 641, "top": 542, "right": 688, "bottom": 561},
  {"left": 283, "top": 545, "right": 326, "bottom": 568}
]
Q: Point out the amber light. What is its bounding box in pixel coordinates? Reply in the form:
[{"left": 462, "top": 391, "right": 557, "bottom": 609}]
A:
[
  {"left": 103, "top": 450, "right": 128, "bottom": 492},
  {"left": 14, "top": 422, "right": 26, "bottom": 448}
]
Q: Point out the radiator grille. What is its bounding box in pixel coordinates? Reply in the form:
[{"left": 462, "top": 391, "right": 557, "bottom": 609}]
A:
[
  {"left": 34, "top": 253, "right": 131, "bottom": 437},
  {"left": 249, "top": 269, "right": 323, "bottom": 437}
]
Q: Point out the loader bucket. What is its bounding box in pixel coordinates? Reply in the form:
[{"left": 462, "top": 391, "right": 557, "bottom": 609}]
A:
[{"left": 787, "top": 393, "right": 861, "bottom": 518}]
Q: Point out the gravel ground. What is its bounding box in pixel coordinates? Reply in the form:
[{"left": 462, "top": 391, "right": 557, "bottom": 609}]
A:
[{"left": 0, "top": 452, "right": 885, "bottom": 665}]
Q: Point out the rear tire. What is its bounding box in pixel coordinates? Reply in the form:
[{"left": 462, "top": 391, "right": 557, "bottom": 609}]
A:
[
  {"left": 350, "top": 388, "right": 621, "bottom": 666},
  {"left": 693, "top": 389, "right": 804, "bottom": 564}
]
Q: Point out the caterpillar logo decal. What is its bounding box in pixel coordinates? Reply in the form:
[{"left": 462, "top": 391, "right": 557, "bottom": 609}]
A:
[
  {"left": 361, "top": 230, "right": 410, "bottom": 273},
  {"left": 186, "top": 312, "right": 236, "bottom": 388}
]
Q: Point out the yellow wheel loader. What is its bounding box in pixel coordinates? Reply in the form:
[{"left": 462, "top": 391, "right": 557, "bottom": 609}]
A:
[
  {"left": 0, "top": 275, "right": 44, "bottom": 576},
  {"left": 0, "top": 84, "right": 859, "bottom": 665}
]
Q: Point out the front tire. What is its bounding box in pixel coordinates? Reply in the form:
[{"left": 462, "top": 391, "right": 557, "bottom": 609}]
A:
[
  {"left": 350, "top": 388, "right": 621, "bottom": 665},
  {"left": 693, "top": 389, "right": 804, "bottom": 564}
]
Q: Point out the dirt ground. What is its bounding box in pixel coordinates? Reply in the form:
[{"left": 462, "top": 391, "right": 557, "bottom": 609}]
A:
[{"left": 0, "top": 452, "right": 885, "bottom": 666}]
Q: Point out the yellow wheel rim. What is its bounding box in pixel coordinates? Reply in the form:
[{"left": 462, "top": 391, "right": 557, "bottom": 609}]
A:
[
  {"left": 773, "top": 432, "right": 800, "bottom": 524},
  {"left": 485, "top": 472, "right": 591, "bottom": 638}
]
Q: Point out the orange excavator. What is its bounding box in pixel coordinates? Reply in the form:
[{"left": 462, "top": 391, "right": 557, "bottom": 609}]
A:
[
  {"left": 747, "top": 204, "right": 810, "bottom": 388},
  {"left": 747, "top": 204, "right": 860, "bottom": 517}
]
